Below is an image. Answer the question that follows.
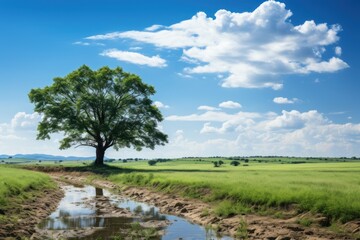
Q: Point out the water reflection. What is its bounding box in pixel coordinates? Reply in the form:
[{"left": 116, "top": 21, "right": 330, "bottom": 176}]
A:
[
  {"left": 95, "top": 187, "right": 103, "bottom": 196},
  {"left": 39, "top": 185, "right": 232, "bottom": 239},
  {"left": 39, "top": 186, "right": 114, "bottom": 230}
]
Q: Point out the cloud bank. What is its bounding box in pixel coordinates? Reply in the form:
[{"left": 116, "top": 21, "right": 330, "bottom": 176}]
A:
[
  {"left": 1, "top": 110, "right": 359, "bottom": 157},
  {"left": 87, "top": 0, "right": 348, "bottom": 89},
  {"left": 166, "top": 109, "right": 360, "bottom": 157}
]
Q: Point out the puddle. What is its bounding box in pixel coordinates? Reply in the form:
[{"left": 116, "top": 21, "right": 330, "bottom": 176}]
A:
[{"left": 37, "top": 185, "right": 232, "bottom": 239}]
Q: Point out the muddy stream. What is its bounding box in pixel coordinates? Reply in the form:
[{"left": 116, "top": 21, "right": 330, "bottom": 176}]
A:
[{"left": 32, "top": 184, "right": 232, "bottom": 239}]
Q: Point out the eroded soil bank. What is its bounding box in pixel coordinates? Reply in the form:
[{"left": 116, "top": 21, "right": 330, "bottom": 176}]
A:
[
  {"left": 48, "top": 172, "right": 360, "bottom": 240},
  {"left": 0, "top": 183, "right": 64, "bottom": 239}
]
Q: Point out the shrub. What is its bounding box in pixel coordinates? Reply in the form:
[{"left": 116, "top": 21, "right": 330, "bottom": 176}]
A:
[
  {"left": 218, "top": 160, "right": 224, "bottom": 165},
  {"left": 148, "top": 160, "right": 157, "bottom": 166},
  {"left": 213, "top": 162, "right": 219, "bottom": 167},
  {"left": 230, "top": 160, "right": 240, "bottom": 166}
]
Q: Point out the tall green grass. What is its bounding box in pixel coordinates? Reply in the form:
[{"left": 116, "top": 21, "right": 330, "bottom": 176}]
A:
[
  {"left": 0, "top": 166, "right": 55, "bottom": 222},
  {"left": 106, "top": 160, "right": 360, "bottom": 222}
]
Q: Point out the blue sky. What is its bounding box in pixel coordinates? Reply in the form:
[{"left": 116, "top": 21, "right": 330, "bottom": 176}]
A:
[{"left": 0, "top": 0, "right": 359, "bottom": 158}]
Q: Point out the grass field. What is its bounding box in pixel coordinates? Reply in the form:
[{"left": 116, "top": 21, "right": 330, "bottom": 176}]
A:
[
  {"left": 0, "top": 166, "right": 56, "bottom": 224},
  {"left": 95, "top": 158, "right": 360, "bottom": 223},
  {"left": 10, "top": 156, "right": 360, "bottom": 224}
]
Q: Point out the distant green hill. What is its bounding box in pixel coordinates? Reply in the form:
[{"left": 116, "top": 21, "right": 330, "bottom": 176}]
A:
[{"left": 0, "top": 154, "right": 98, "bottom": 161}]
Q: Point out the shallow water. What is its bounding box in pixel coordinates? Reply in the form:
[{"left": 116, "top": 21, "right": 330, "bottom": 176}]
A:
[{"left": 38, "top": 185, "right": 232, "bottom": 239}]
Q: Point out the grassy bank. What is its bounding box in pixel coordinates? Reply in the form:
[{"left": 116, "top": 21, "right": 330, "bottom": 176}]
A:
[
  {"left": 0, "top": 166, "right": 56, "bottom": 225},
  {"left": 100, "top": 159, "right": 360, "bottom": 223}
]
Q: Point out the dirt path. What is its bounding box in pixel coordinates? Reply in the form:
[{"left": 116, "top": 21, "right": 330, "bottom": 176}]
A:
[{"left": 48, "top": 172, "right": 360, "bottom": 240}]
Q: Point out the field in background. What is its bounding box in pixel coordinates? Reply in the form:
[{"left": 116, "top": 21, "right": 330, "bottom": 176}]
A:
[
  {"left": 103, "top": 157, "right": 360, "bottom": 223},
  {"left": 3, "top": 156, "right": 360, "bottom": 224}
]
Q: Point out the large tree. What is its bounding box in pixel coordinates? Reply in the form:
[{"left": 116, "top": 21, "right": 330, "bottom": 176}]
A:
[{"left": 29, "top": 65, "right": 168, "bottom": 165}]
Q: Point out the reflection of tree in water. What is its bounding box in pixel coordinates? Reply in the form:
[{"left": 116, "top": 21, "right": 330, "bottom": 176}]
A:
[
  {"left": 134, "top": 205, "right": 143, "bottom": 214},
  {"left": 41, "top": 213, "right": 99, "bottom": 230},
  {"left": 40, "top": 187, "right": 109, "bottom": 230},
  {"left": 39, "top": 186, "right": 163, "bottom": 238},
  {"left": 133, "top": 205, "right": 166, "bottom": 221},
  {"left": 95, "top": 187, "right": 103, "bottom": 196},
  {"left": 58, "top": 209, "right": 71, "bottom": 217},
  {"left": 94, "top": 187, "right": 105, "bottom": 225}
]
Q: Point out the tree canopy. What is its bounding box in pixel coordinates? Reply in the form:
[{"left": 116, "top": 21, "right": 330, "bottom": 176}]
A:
[{"left": 29, "top": 65, "right": 168, "bottom": 165}]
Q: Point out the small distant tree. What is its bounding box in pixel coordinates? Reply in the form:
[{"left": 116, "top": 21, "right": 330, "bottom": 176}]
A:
[
  {"left": 230, "top": 160, "right": 240, "bottom": 166},
  {"left": 218, "top": 160, "right": 224, "bottom": 165},
  {"left": 29, "top": 65, "right": 168, "bottom": 165},
  {"left": 213, "top": 161, "right": 219, "bottom": 167},
  {"left": 148, "top": 160, "right": 157, "bottom": 166},
  {"left": 122, "top": 159, "right": 128, "bottom": 163},
  {"left": 244, "top": 159, "right": 249, "bottom": 163}
]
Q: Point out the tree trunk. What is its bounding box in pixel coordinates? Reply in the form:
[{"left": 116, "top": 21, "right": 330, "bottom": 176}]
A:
[
  {"left": 95, "top": 146, "right": 105, "bottom": 165},
  {"left": 95, "top": 187, "right": 104, "bottom": 196}
]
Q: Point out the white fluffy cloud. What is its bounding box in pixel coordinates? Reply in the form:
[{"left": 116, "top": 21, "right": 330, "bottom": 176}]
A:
[
  {"left": 273, "top": 97, "right": 299, "bottom": 104},
  {"left": 301, "top": 57, "right": 348, "bottom": 73},
  {"left": 0, "top": 112, "right": 94, "bottom": 156},
  {"left": 264, "top": 110, "right": 327, "bottom": 129},
  {"left": 167, "top": 109, "right": 360, "bottom": 156},
  {"left": 198, "top": 105, "right": 220, "bottom": 111},
  {"left": 0, "top": 112, "right": 40, "bottom": 151},
  {"left": 154, "top": 101, "right": 170, "bottom": 109},
  {"left": 100, "top": 49, "right": 167, "bottom": 67},
  {"left": 73, "top": 41, "right": 104, "bottom": 46},
  {"left": 87, "top": 0, "right": 348, "bottom": 89},
  {"left": 0, "top": 112, "right": 42, "bottom": 144},
  {"left": 219, "top": 101, "right": 242, "bottom": 109},
  {"left": 145, "top": 24, "right": 164, "bottom": 32},
  {"left": 335, "top": 46, "right": 342, "bottom": 56},
  {"left": 10, "top": 112, "right": 41, "bottom": 129},
  {"left": 167, "top": 111, "right": 261, "bottom": 122}
]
